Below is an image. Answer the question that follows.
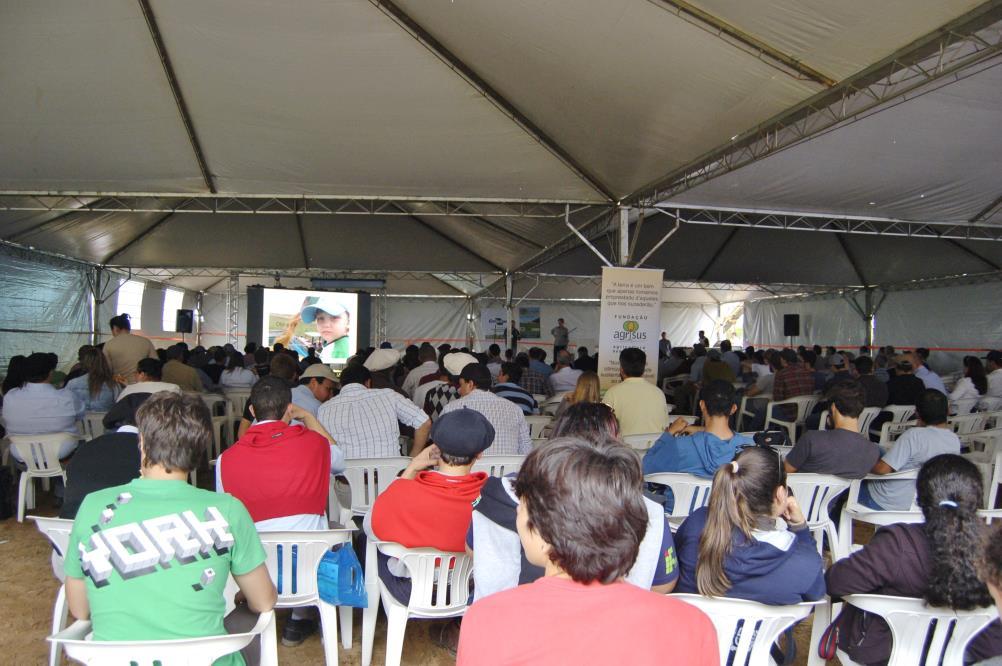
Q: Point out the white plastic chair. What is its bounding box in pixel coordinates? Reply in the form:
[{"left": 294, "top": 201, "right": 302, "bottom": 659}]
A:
[
  {"left": 673, "top": 594, "right": 819, "bottom": 666},
  {"left": 361, "top": 540, "right": 473, "bottom": 666},
  {"left": 857, "top": 406, "right": 882, "bottom": 436},
  {"left": 222, "top": 388, "right": 251, "bottom": 441},
  {"left": 840, "top": 470, "right": 920, "bottom": 555},
  {"left": 786, "top": 473, "right": 852, "bottom": 560},
  {"left": 48, "top": 610, "right": 278, "bottom": 666},
  {"left": 524, "top": 414, "right": 553, "bottom": 439},
  {"left": 258, "top": 529, "right": 355, "bottom": 663},
  {"left": 765, "top": 396, "right": 819, "bottom": 444},
  {"left": 29, "top": 516, "right": 74, "bottom": 666},
  {"left": 9, "top": 433, "right": 76, "bottom": 522},
  {"left": 81, "top": 412, "right": 107, "bottom": 440},
  {"left": 949, "top": 412, "right": 987, "bottom": 435},
  {"left": 540, "top": 392, "right": 568, "bottom": 416},
  {"left": 836, "top": 594, "right": 997, "bottom": 666},
  {"left": 623, "top": 432, "right": 663, "bottom": 451},
  {"left": 952, "top": 397, "right": 980, "bottom": 416},
  {"left": 331, "top": 457, "right": 410, "bottom": 521},
  {"left": 870, "top": 405, "right": 916, "bottom": 441},
  {"left": 644, "top": 472, "right": 713, "bottom": 528},
  {"left": 737, "top": 393, "right": 771, "bottom": 431},
  {"left": 471, "top": 455, "right": 524, "bottom": 477}
]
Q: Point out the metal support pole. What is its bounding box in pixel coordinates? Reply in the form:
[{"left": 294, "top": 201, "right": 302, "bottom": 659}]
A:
[
  {"left": 863, "top": 288, "right": 874, "bottom": 349},
  {"left": 504, "top": 272, "right": 516, "bottom": 350},
  {"left": 635, "top": 211, "right": 682, "bottom": 267},
  {"left": 377, "top": 288, "right": 388, "bottom": 345},
  {"left": 564, "top": 204, "right": 613, "bottom": 267},
  {"left": 619, "top": 207, "right": 630, "bottom": 266},
  {"left": 195, "top": 291, "right": 204, "bottom": 347},
  {"left": 225, "top": 274, "right": 239, "bottom": 346},
  {"left": 466, "top": 296, "right": 476, "bottom": 349}
]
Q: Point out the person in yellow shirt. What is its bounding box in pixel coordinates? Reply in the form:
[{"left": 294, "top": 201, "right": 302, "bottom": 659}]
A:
[{"left": 602, "top": 348, "right": 670, "bottom": 437}]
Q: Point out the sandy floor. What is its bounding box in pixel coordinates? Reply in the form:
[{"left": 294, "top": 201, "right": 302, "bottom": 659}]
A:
[{"left": 2, "top": 489, "right": 847, "bottom": 665}]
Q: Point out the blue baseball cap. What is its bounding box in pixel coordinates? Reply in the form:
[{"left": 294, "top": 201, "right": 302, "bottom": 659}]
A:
[
  {"left": 431, "top": 409, "right": 495, "bottom": 457},
  {"left": 300, "top": 296, "right": 348, "bottom": 324}
]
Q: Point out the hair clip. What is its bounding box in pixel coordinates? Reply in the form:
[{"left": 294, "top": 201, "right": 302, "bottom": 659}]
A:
[
  {"left": 730, "top": 461, "right": 739, "bottom": 473},
  {"left": 938, "top": 500, "right": 958, "bottom": 508}
]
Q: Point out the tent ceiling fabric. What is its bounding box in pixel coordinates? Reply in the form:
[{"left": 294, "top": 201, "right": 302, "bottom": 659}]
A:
[
  {"left": 669, "top": 61, "right": 1002, "bottom": 223},
  {"left": 0, "top": 1, "right": 204, "bottom": 192}
]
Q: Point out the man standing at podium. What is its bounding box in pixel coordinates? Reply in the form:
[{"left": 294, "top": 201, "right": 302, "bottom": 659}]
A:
[{"left": 551, "top": 318, "right": 569, "bottom": 355}]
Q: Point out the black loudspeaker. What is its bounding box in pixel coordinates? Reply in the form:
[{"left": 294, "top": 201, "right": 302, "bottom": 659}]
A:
[
  {"left": 783, "top": 314, "right": 800, "bottom": 337},
  {"left": 175, "top": 309, "right": 194, "bottom": 334}
]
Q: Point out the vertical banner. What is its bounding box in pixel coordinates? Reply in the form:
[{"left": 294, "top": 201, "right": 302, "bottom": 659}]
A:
[{"left": 599, "top": 267, "right": 664, "bottom": 390}]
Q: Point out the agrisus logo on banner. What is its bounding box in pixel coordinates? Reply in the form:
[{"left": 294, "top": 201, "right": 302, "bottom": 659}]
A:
[{"left": 599, "top": 267, "right": 663, "bottom": 390}]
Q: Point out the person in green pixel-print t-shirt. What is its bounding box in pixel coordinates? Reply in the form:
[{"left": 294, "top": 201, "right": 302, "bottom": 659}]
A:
[{"left": 63, "top": 393, "right": 275, "bottom": 666}]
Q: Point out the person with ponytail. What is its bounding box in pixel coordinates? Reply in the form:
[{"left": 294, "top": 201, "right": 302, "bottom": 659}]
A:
[
  {"left": 827, "top": 454, "right": 1002, "bottom": 664},
  {"left": 674, "top": 446, "right": 826, "bottom": 605}
]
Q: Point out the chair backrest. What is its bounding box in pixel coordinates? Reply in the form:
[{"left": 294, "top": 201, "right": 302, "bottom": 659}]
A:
[
  {"left": 951, "top": 397, "right": 980, "bottom": 416},
  {"left": 49, "top": 610, "right": 277, "bottom": 666},
  {"left": 858, "top": 406, "right": 882, "bottom": 435},
  {"left": 222, "top": 388, "right": 251, "bottom": 417},
  {"left": 29, "top": 515, "right": 74, "bottom": 581},
  {"left": 258, "top": 529, "right": 354, "bottom": 606},
  {"left": 540, "top": 394, "right": 567, "bottom": 416},
  {"left": 81, "top": 412, "right": 107, "bottom": 440},
  {"left": 8, "top": 433, "right": 77, "bottom": 476},
  {"left": 879, "top": 419, "right": 918, "bottom": 447},
  {"left": 376, "top": 542, "right": 474, "bottom": 617},
  {"left": 340, "top": 457, "right": 411, "bottom": 514},
  {"left": 786, "top": 473, "right": 852, "bottom": 524},
  {"left": 769, "top": 396, "right": 818, "bottom": 423},
  {"left": 846, "top": 469, "right": 921, "bottom": 518},
  {"left": 673, "top": 594, "right": 817, "bottom": 666},
  {"left": 523, "top": 415, "right": 553, "bottom": 439},
  {"left": 471, "top": 456, "right": 524, "bottom": 478},
  {"left": 885, "top": 405, "right": 917, "bottom": 423},
  {"left": 841, "top": 594, "right": 997, "bottom": 666},
  {"left": 949, "top": 412, "right": 987, "bottom": 435},
  {"left": 644, "top": 473, "right": 713, "bottom": 518},
  {"left": 622, "top": 432, "right": 662, "bottom": 451}
]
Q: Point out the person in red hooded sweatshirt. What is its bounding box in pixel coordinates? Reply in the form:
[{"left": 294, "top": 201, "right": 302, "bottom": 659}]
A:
[
  {"left": 363, "top": 408, "right": 492, "bottom": 609},
  {"left": 216, "top": 375, "right": 341, "bottom": 648}
]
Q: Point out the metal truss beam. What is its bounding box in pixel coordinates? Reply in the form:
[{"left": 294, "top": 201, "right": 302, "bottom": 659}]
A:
[
  {"left": 661, "top": 205, "right": 1002, "bottom": 241},
  {"left": 369, "top": 0, "right": 616, "bottom": 202},
  {"left": 508, "top": 206, "right": 617, "bottom": 274},
  {"left": 648, "top": 0, "right": 835, "bottom": 87},
  {"left": 0, "top": 193, "right": 600, "bottom": 217},
  {"left": 137, "top": 0, "right": 215, "bottom": 193},
  {"left": 972, "top": 191, "right": 1002, "bottom": 223},
  {"left": 628, "top": 3, "right": 1002, "bottom": 205}
]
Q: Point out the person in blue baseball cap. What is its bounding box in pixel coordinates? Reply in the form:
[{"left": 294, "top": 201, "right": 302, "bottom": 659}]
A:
[{"left": 299, "top": 295, "right": 351, "bottom": 363}]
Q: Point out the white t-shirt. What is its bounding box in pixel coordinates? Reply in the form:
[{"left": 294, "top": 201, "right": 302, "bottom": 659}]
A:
[{"left": 867, "top": 426, "right": 960, "bottom": 510}]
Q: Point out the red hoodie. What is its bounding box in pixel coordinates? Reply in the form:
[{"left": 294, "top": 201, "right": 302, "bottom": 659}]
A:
[
  {"left": 220, "top": 421, "right": 330, "bottom": 522},
  {"left": 371, "top": 470, "right": 488, "bottom": 552}
]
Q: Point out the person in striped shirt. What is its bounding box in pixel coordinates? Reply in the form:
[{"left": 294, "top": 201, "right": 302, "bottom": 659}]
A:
[{"left": 492, "top": 362, "right": 539, "bottom": 415}]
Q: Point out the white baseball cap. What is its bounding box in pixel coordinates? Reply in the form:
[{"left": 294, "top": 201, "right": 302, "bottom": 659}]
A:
[{"left": 300, "top": 296, "right": 348, "bottom": 324}]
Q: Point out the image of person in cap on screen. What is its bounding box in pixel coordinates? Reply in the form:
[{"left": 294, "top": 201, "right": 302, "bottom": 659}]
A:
[
  {"left": 363, "top": 408, "right": 493, "bottom": 606},
  {"left": 297, "top": 295, "right": 352, "bottom": 363}
]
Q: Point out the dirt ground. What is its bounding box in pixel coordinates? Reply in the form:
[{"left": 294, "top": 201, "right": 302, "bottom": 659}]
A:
[{"left": 1, "top": 489, "right": 851, "bottom": 665}]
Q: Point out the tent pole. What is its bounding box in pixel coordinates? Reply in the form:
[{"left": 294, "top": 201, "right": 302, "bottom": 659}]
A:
[
  {"left": 619, "top": 207, "right": 630, "bottom": 266},
  {"left": 504, "top": 272, "right": 516, "bottom": 351}
]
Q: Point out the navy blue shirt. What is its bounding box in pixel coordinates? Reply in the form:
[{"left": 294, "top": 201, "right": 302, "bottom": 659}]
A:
[{"left": 674, "top": 507, "right": 826, "bottom": 605}]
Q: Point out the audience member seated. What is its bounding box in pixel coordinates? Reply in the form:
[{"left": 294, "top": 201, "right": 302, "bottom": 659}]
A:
[
  {"left": 548, "top": 349, "right": 582, "bottom": 394},
  {"left": 985, "top": 350, "right": 1002, "bottom": 409},
  {"left": 688, "top": 344, "right": 708, "bottom": 383},
  {"left": 950, "top": 355, "right": 988, "bottom": 414},
  {"left": 161, "top": 344, "right": 204, "bottom": 392},
  {"left": 980, "top": 522, "right": 1002, "bottom": 638},
  {"left": 319, "top": 363, "right": 429, "bottom": 458},
  {"left": 873, "top": 352, "right": 891, "bottom": 383},
  {"left": 551, "top": 370, "right": 600, "bottom": 421},
  {"left": 602, "top": 348, "right": 670, "bottom": 437},
  {"left": 117, "top": 358, "right": 181, "bottom": 401},
  {"left": 102, "top": 313, "right": 157, "bottom": 384},
  {"left": 643, "top": 380, "right": 752, "bottom": 480},
  {"left": 291, "top": 363, "right": 337, "bottom": 417},
  {"left": 783, "top": 381, "right": 880, "bottom": 478},
  {"left": 827, "top": 455, "right": 1002, "bottom": 665},
  {"left": 441, "top": 363, "right": 531, "bottom": 455},
  {"left": 236, "top": 353, "right": 302, "bottom": 438},
  {"left": 65, "top": 346, "right": 119, "bottom": 412},
  {"left": 364, "top": 348, "right": 407, "bottom": 396},
  {"left": 911, "top": 349, "right": 947, "bottom": 395},
  {"left": 660, "top": 346, "right": 689, "bottom": 381},
  {"left": 60, "top": 394, "right": 149, "bottom": 519},
  {"left": 515, "top": 352, "right": 551, "bottom": 398},
  {"left": 401, "top": 344, "right": 439, "bottom": 398},
  {"left": 458, "top": 437, "right": 716, "bottom": 665},
  {"left": 719, "top": 339, "right": 741, "bottom": 376},
  {"left": 2, "top": 354, "right": 27, "bottom": 396},
  {"left": 63, "top": 393, "right": 276, "bottom": 665},
  {"left": 63, "top": 345, "right": 91, "bottom": 385},
  {"left": 219, "top": 351, "right": 257, "bottom": 388},
  {"left": 202, "top": 348, "right": 227, "bottom": 386},
  {"left": 491, "top": 362, "right": 538, "bottom": 415},
  {"left": 885, "top": 356, "right": 925, "bottom": 408},
  {"left": 252, "top": 347, "right": 271, "bottom": 377},
  {"left": 821, "top": 353, "right": 854, "bottom": 392},
  {"left": 415, "top": 362, "right": 451, "bottom": 415},
  {"left": 217, "top": 376, "right": 340, "bottom": 647},
  {"left": 364, "top": 409, "right": 491, "bottom": 611},
  {"left": 485, "top": 344, "right": 503, "bottom": 381},
  {"left": 861, "top": 389, "right": 961, "bottom": 511},
  {"left": 423, "top": 352, "right": 473, "bottom": 419},
  {"left": 772, "top": 348, "right": 816, "bottom": 407},
  {"left": 675, "top": 446, "right": 826, "bottom": 605},
  {"left": 743, "top": 353, "right": 779, "bottom": 405},
  {"left": 854, "top": 355, "right": 888, "bottom": 408},
  {"left": 527, "top": 347, "right": 552, "bottom": 379},
  {"left": 701, "top": 349, "right": 736, "bottom": 383},
  {"left": 572, "top": 346, "right": 597, "bottom": 372},
  {"left": 2, "top": 352, "right": 83, "bottom": 464},
  {"left": 800, "top": 349, "right": 828, "bottom": 392}
]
